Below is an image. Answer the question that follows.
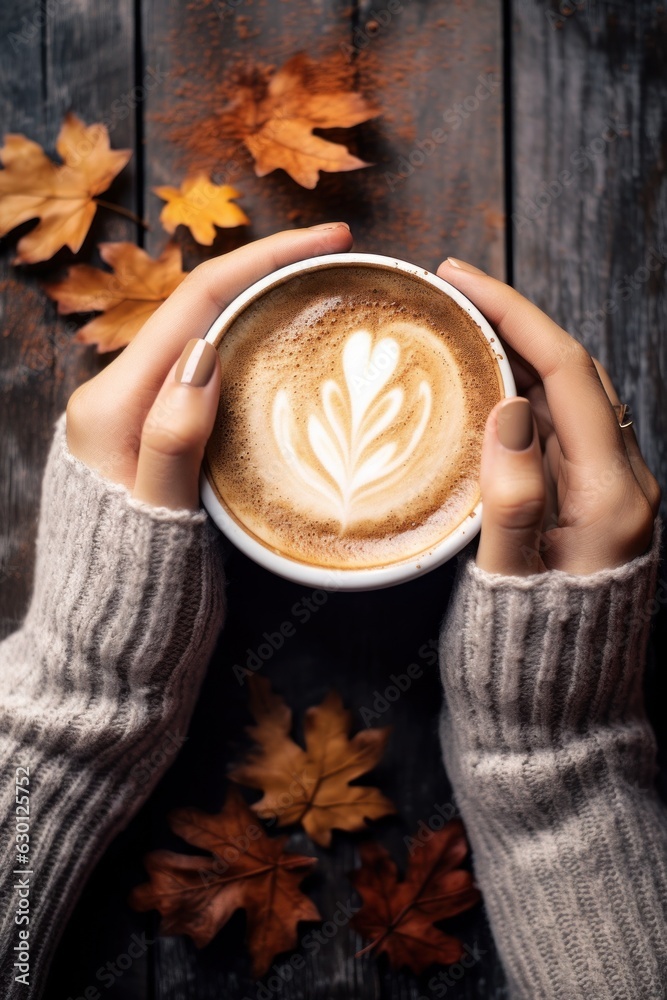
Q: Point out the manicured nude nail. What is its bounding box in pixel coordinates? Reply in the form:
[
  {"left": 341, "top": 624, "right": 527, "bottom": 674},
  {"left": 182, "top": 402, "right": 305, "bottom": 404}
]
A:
[
  {"left": 445, "top": 257, "right": 486, "bottom": 275},
  {"left": 497, "top": 398, "right": 534, "bottom": 451},
  {"left": 309, "top": 221, "right": 351, "bottom": 231},
  {"left": 175, "top": 339, "right": 217, "bottom": 387}
]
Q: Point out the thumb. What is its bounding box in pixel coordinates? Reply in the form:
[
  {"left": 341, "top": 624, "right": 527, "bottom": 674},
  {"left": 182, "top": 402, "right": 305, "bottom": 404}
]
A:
[
  {"left": 476, "top": 397, "right": 546, "bottom": 575},
  {"left": 132, "top": 338, "right": 220, "bottom": 510}
]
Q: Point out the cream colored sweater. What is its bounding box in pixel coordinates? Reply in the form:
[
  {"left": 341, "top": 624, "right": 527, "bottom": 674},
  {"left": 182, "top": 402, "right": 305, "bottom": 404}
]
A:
[{"left": 1, "top": 415, "right": 666, "bottom": 999}]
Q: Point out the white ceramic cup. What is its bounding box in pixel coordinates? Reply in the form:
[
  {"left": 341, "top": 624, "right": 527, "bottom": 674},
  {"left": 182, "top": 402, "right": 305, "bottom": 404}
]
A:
[{"left": 200, "top": 252, "right": 516, "bottom": 591}]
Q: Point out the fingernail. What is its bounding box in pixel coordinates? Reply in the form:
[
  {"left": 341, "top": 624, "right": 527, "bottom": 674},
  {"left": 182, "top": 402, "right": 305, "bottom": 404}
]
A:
[
  {"left": 497, "top": 398, "right": 534, "bottom": 451},
  {"left": 445, "top": 257, "right": 487, "bottom": 275},
  {"left": 175, "top": 338, "right": 218, "bottom": 387},
  {"left": 309, "top": 221, "right": 351, "bottom": 231}
]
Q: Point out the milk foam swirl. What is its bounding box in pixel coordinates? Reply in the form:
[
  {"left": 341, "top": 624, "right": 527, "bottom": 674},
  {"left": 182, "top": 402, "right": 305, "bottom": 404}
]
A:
[
  {"left": 206, "top": 264, "right": 503, "bottom": 569},
  {"left": 272, "top": 330, "right": 431, "bottom": 528}
]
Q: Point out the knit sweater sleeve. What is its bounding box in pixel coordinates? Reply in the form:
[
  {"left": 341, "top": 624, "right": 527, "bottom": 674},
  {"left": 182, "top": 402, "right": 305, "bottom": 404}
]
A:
[
  {"left": 438, "top": 524, "right": 667, "bottom": 1000},
  {"left": 0, "top": 414, "right": 226, "bottom": 999}
]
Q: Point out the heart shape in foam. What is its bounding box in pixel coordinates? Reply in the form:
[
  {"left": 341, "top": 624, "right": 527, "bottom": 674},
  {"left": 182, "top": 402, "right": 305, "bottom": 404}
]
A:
[
  {"left": 274, "top": 329, "right": 432, "bottom": 530},
  {"left": 342, "top": 331, "right": 400, "bottom": 434}
]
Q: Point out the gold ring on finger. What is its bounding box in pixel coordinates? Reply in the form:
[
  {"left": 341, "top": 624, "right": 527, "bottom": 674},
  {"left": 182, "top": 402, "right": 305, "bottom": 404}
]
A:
[{"left": 613, "top": 403, "right": 634, "bottom": 429}]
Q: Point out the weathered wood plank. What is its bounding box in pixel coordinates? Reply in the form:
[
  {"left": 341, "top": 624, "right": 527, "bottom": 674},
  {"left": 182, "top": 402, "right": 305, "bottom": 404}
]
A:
[
  {"left": 0, "top": 3, "right": 144, "bottom": 998},
  {"left": 0, "top": 1, "right": 139, "bottom": 635},
  {"left": 0, "top": 1, "right": 63, "bottom": 639},
  {"left": 139, "top": 1, "right": 506, "bottom": 998},
  {"left": 511, "top": 0, "right": 667, "bottom": 495},
  {"left": 510, "top": 0, "right": 667, "bottom": 785},
  {"left": 352, "top": 0, "right": 506, "bottom": 276}
]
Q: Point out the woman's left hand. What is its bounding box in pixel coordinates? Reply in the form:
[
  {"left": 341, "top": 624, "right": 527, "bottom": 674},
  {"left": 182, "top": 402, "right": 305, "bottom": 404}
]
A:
[
  {"left": 438, "top": 257, "right": 661, "bottom": 575},
  {"left": 65, "top": 224, "right": 353, "bottom": 510}
]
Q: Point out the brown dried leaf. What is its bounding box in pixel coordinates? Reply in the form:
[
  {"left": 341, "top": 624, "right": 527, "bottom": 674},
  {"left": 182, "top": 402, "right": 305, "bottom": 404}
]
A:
[
  {"left": 0, "top": 114, "right": 131, "bottom": 263},
  {"left": 350, "top": 821, "right": 481, "bottom": 973},
  {"left": 222, "top": 53, "right": 379, "bottom": 188},
  {"left": 129, "top": 787, "right": 320, "bottom": 977},
  {"left": 44, "top": 242, "right": 187, "bottom": 352},
  {"left": 230, "top": 677, "right": 396, "bottom": 847}
]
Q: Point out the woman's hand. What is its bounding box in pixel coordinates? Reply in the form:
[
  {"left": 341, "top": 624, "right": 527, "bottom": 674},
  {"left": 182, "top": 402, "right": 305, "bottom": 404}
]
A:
[
  {"left": 66, "top": 224, "right": 353, "bottom": 510},
  {"left": 438, "top": 257, "right": 661, "bottom": 575}
]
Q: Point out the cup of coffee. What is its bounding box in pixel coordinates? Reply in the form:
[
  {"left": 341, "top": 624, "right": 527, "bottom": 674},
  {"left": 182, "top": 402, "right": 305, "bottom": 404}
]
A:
[{"left": 200, "top": 252, "right": 515, "bottom": 590}]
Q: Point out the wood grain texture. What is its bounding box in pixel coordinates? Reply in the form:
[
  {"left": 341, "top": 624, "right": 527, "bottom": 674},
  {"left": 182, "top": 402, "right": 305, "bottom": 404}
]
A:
[
  {"left": 0, "top": 3, "right": 149, "bottom": 999},
  {"left": 510, "top": 0, "right": 667, "bottom": 788},
  {"left": 0, "top": 0, "right": 138, "bottom": 637},
  {"left": 511, "top": 0, "right": 667, "bottom": 488}
]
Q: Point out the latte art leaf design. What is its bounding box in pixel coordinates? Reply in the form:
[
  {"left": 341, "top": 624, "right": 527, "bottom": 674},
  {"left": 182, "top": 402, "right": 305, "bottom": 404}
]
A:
[{"left": 272, "top": 331, "right": 432, "bottom": 529}]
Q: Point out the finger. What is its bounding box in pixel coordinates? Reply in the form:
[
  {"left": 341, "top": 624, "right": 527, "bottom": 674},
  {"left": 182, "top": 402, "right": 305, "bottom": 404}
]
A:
[
  {"left": 132, "top": 339, "right": 220, "bottom": 510},
  {"left": 476, "top": 397, "right": 546, "bottom": 575},
  {"left": 592, "top": 358, "right": 662, "bottom": 515},
  {"left": 115, "top": 224, "right": 353, "bottom": 395},
  {"left": 437, "top": 258, "right": 630, "bottom": 479}
]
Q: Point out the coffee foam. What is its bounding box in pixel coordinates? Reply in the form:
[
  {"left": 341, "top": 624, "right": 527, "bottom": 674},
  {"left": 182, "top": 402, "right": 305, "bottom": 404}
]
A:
[{"left": 205, "top": 265, "right": 502, "bottom": 569}]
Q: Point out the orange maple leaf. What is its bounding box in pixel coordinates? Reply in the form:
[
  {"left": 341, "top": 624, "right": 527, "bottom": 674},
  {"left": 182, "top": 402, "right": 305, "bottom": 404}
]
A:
[
  {"left": 154, "top": 173, "right": 249, "bottom": 245},
  {"left": 130, "top": 788, "right": 320, "bottom": 977},
  {"left": 44, "top": 242, "right": 187, "bottom": 352},
  {"left": 0, "top": 114, "right": 132, "bottom": 264},
  {"left": 222, "top": 53, "right": 379, "bottom": 188},
  {"left": 350, "top": 821, "right": 481, "bottom": 973},
  {"left": 230, "top": 677, "right": 395, "bottom": 847}
]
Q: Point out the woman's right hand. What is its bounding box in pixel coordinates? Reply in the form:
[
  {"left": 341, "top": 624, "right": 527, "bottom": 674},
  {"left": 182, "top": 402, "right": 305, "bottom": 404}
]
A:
[
  {"left": 66, "top": 224, "right": 353, "bottom": 511},
  {"left": 438, "top": 257, "right": 661, "bottom": 576}
]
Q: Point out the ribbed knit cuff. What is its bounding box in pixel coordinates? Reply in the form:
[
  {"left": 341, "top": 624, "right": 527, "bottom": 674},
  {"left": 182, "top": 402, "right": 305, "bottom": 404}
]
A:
[
  {"left": 438, "top": 522, "right": 667, "bottom": 1000},
  {"left": 440, "top": 521, "right": 662, "bottom": 753},
  {"left": 0, "top": 413, "right": 226, "bottom": 999}
]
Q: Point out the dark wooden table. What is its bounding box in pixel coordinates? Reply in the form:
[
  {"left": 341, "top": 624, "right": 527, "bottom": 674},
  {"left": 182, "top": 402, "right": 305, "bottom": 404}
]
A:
[{"left": 1, "top": 2, "right": 666, "bottom": 998}]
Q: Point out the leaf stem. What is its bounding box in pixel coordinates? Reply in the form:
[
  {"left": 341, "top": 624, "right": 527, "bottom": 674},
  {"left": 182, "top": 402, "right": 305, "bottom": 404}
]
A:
[
  {"left": 94, "top": 198, "right": 148, "bottom": 229},
  {"left": 355, "top": 934, "right": 384, "bottom": 958}
]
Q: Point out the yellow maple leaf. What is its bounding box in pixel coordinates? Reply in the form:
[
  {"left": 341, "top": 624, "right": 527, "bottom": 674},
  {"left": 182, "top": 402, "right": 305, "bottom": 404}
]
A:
[
  {"left": 154, "top": 174, "right": 249, "bottom": 245},
  {"left": 44, "top": 242, "right": 187, "bottom": 353},
  {"left": 0, "top": 114, "right": 132, "bottom": 264}
]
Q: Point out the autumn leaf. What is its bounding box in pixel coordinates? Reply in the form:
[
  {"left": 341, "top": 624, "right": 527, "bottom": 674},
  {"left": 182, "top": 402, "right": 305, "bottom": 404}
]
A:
[
  {"left": 130, "top": 787, "right": 320, "bottom": 977},
  {"left": 350, "top": 821, "right": 481, "bottom": 973},
  {"left": 221, "top": 53, "right": 378, "bottom": 188},
  {"left": 0, "top": 113, "right": 132, "bottom": 264},
  {"left": 44, "top": 241, "right": 187, "bottom": 352},
  {"left": 154, "top": 173, "right": 249, "bottom": 245},
  {"left": 230, "top": 677, "right": 395, "bottom": 847}
]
